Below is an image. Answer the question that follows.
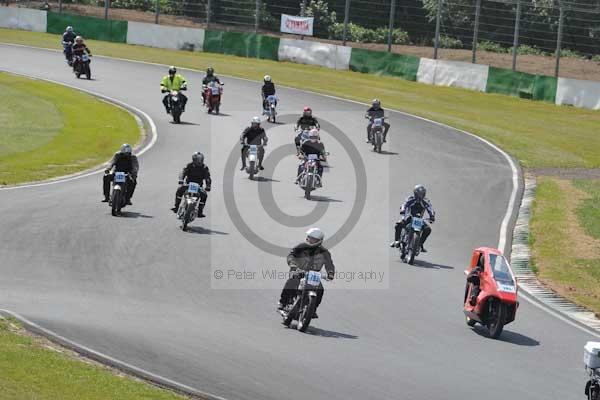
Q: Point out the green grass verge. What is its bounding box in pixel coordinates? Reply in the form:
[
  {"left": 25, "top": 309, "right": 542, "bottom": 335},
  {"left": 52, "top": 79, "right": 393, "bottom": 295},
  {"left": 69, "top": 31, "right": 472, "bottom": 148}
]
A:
[
  {"left": 530, "top": 177, "right": 600, "bottom": 314},
  {"left": 0, "top": 70, "right": 139, "bottom": 185},
  {"left": 1, "top": 28, "right": 599, "bottom": 168},
  {"left": 0, "top": 317, "right": 186, "bottom": 400},
  {"left": 574, "top": 180, "right": 600, "bottom": 240}
]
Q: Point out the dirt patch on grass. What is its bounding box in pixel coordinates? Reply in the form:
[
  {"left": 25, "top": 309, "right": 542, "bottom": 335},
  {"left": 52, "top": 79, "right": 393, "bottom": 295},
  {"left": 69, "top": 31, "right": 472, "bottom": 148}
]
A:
[
  {"left": 555, "top": 179, "right": 600, "bottom": 260},
  {"left": 22, "top": 2, "right": 600, "bottom": 81}
]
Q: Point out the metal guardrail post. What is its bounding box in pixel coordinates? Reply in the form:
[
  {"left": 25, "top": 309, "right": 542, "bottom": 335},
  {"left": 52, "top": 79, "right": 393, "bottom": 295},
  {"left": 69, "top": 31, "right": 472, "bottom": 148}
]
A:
[
  {"left": 433, "top": 0, "right": 442, "bottom": 59},
  {"left": 206, "top": 0, "right": 211, "bottom": 27},
  {"left": 58, "top": 0, "right": 62, "bottom": 13},
  {"left": 472, "top": 0, "right": 481, "bottom": 63},
  {"left": 511, "top": 0, "right": 521, "bottom": 70},
  {"left": 154, "top": 0, "right": 159, "bottom": 24},
  {"left": 554, "top": 4, "right": 564, "bottom": 77},
  {"left": 255, "top": 0, "right": 260, "bottom": 32},
  {"left": 342, "top": 0, "right": 350, "bottom": 46},
  {"left": 104, "top": 0, "right": 109, "bottom": 20},
  {"left": 387, "top": 0, "right": 396, "bottom": 52}
]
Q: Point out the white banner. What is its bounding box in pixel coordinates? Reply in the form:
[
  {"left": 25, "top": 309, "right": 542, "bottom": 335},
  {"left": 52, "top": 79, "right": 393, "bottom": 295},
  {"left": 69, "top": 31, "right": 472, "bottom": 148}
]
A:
[{"left": 280, "top": 14, "right": 314, "bottom": 36}]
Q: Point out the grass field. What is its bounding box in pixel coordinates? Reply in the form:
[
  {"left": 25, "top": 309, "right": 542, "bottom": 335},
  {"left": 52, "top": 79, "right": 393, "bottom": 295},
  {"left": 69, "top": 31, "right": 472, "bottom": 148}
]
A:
[
  {"left": 0, "top": 71, "right": 140, "bottom": 185},
  {"left": 1, "top": 28, "right": 599, "bottom": 169},
  {"left": 0, "top": 316, "right": 186, "bottom": 400},
  {"left": 531, "top": 178, "right": 600, "bottom": 314}
]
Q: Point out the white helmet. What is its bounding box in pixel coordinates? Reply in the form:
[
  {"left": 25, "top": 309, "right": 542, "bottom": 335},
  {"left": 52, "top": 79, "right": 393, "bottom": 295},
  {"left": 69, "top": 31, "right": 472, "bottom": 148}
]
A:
[
  {"left": 66, "top": 26, "right": 73, "bottom": 32},
  {"left": 264, "top": 75, "right": 271, "bottom": 82},
  {"left": 120, "top": 143, "right": 132, "bottom": 154},
  {"left": 309, "top": 128, "right": 319, "bottom": 142},
  {"left": 305, "top": 227, "right": 324, "bottom": 247},
  {"left": 251, "top": 116, "right": 261, "bottom": 126}
]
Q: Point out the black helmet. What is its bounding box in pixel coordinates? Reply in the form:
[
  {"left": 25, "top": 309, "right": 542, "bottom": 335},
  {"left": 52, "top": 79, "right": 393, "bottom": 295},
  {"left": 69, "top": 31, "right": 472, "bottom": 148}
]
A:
[
  {"left": 206, "top": 67, "right": 214, "bottom": 76},
  {"left": 192, "top": 152, "right": 204, "bottom": 165},
  {"left": 413, "top": 184, "right": 426, "bottom": 200},
  {"left": 372, "top": 98, "right": 381, "bottom": 108},
  {"left": 168, "top": 66, "right": 176, "bottom": 75}
]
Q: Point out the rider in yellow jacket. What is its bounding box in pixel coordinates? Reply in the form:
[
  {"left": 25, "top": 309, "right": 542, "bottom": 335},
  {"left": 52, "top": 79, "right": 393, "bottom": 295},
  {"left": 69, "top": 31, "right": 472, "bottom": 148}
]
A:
[{"left": 161, "top": 66, "right": 187, "bottom": 114}]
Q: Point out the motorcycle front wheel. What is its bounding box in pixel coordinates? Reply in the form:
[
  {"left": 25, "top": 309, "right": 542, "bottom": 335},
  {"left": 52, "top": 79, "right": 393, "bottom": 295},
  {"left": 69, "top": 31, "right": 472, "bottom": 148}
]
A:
[
  {"left": 408, "top": 232, "right": 421, "bottom": 265},
  {"left": 297, "top": 295, "right": 317, "bottom": 333},
  {"left": 111, "top": 189, "right": 121, "bottom": 216},
  {"left": 283, "top": 297, "right": 300, "bottom": 327},
  {"left": 487, "top": 300, "right": 506, "bottom": 339},
  {"left": 181, "top": 204, "right": 193, "bottom": 231}
]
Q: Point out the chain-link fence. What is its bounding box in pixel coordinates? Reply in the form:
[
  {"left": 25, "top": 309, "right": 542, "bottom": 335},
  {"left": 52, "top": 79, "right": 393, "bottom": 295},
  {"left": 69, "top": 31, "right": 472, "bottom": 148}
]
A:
[{"left": 8, "top": 0, "right": 600, "bottom": 78}]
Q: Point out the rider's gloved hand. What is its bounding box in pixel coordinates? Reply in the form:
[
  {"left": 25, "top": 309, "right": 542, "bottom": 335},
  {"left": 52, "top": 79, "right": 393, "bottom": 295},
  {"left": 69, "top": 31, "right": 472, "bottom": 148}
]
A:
[
  {"left": 327, "top": 272, "right": 335, "bottom": 281},
  {"left": 430, "top": 216, "right": 435, "bottom": 223},
  {"left": 178, "top": 180, "right": 183, "bottom": 185}
]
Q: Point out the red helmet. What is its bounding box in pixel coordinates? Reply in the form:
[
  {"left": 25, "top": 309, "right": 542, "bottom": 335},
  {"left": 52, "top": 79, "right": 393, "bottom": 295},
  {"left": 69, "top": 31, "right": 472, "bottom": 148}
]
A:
[{"left": 303, "top": 107, "right": 312, "bottom": 117}]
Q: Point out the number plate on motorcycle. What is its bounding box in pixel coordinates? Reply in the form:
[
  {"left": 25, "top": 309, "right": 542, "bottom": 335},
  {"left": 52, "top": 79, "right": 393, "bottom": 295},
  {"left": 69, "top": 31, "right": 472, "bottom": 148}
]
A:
[
  {"left": 411, "top": 218, "right": 424, "bottom": 230},
  {"left": 307, "top": 271, "right": 321, "bottom": 286},
  {"left": 267, "top": 95, "right": 277, "bottom": 103},
  {"left": 249, "top": 146, "right": 258, "bottom": 155},
  {"left": 82, "top": 54, "right": 89, "bottom": 62},
  {"left": 188, "top": 182, "right": 200, "bottom": 194},
  {"left": 497, "top": 283, "right": 516, "bottom": 293},
  {"left": 211, "top": 87, "right": 220, "bottom": 95},
  {"left": 307, "top": 154, "right": 319, "bottom": 160},
  {"left": 114, "top": 172, "right": 126, "bottom": 183},
  {"left": 374, "top": 118, "right": 383, "bottom": 126}
]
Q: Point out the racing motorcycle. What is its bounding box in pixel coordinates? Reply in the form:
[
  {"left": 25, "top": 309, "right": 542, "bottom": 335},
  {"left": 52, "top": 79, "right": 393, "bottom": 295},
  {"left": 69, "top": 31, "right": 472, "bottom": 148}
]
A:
[
  {"left": 62, "top": 40, "right": 74, "bottom": 65},
  {"left": 245, "top": 144, "right": 262, "bottom": 180},
  {"left": 204, "top": 81, "right": 223, "bottom": 114},
  {"left": 108, "top": 171, "right": 129, "bottom": 216},
  {"left": 399, "top": 212, "right": 429, "bottom": 264},
  {"left": 265, "top": 95, "right": 277, "bottom": 123},
  {"left": 366, "top": 116, "right": 388, "bottom": 153},
  {"left": 463, "top": 247, "right": 519, "bottom": 339},
  {"left": 298, "top": 153, "right": 326, "bottom": 200},
  {"left": 168, "top": 90, "right": 184, "bottom": 124},
  {"left": 177, "top": 181, "right": 205, "bottom": 231},
  {"left": 281, "top": 270, "right": 326, "bottom": 333},
  {"left": 73, "top": 52, "right": 91, "bottom": 79}
]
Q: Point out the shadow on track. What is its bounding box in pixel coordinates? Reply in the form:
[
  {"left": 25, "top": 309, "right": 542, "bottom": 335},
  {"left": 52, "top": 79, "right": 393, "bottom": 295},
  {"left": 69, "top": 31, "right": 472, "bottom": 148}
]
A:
[
  {"left": 411, "top": 260, "right": 454, "bottom": 270},
  {"left": 186, "top": 226, "right": 229, "bottom": 235},
  {"left": 377, "top": 150, "right": 399, "bottom": 156},
  {"left": 307, "top": 327, "right": 358, "bottom": 339},
  {"left": 117, "top": 211, "right": 153, "bottom": 219},
  {"left": 206, "top": 112, "right": 231, "bottom": 117},
  {"left": 471, "top": 326, "right": 540, "bottom": 346},
  {"left": 309, "top": 196, "right": 343, "bottom": 203},
  {"left": 255, "top": 177, "right": 280, "bottom": 183},
  {"left": 170, "top": 121, "right": 201, "bottom": 126}
]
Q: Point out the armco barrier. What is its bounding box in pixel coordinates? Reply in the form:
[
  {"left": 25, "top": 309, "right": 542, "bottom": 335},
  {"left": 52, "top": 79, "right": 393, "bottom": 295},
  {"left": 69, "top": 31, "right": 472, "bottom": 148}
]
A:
[
  {"left": 47, "top": 12, "right": 127, "bottom": 43},
  {"left": 486, "top": 67, "right": 556, "bottom": 103},
  {"left": 278, "top": 38, "right": 351, "bottom": 70},
  {"left": 0, "top": 7, "right": 46, "bottom": 32},
  {"left": 556, "top": 77, "right": 600, "bottom": 110},
  {"left": 203, "top": 30, "right": 279, "bottom": 61},
  {"left": 127, "top": 21, "right": 204, "bottom": 51},
  {"left": 418, "top": 58, "right": 489, "bottom": 92},
  {"left": 349, "top": 48, "right": 419, "bottom": 81}
]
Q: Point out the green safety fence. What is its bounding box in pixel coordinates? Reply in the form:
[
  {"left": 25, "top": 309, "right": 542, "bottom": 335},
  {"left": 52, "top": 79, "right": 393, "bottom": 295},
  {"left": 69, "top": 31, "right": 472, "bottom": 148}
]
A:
[
  {"left": 349, "top": 48, "right": 420, "bottom": 81},
  {"left": 47, "top": 12, "right": 127, "bottom": 43},
  {"left": 203, "top": 30, "right": 279, "bottom": 61},
  {"left": 486, "top": 67, "right": 556, "bottom": 103}
]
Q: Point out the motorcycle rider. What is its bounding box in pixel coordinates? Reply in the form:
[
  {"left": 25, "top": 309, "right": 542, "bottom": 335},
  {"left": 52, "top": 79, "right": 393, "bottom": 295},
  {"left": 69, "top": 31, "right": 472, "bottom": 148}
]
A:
[
  {"left": 62, "top": 26, "right": 76, "bottom": 65},
  {"left": 71, "top": 36, "right": 91, "bottom": 70},
  {"left": 296, "top": 128, "right": 326, "bottom": 184},
  {"left": 261, "top": 75, "right": 276, "bottom": 112},
  {"left": 171, "top": 152, "right": 211, "bottom": 217},
  {"left": 202, "top": 67, "right": 222, "bottom": 105},
  {"left": 102, "top": 143, "right": 139, "bottom": 205},
  {"left": 240, "top": 117, "right": 268, "bottom": 171},
  {"left": 365, "top": 99, "right": 390, "bottom": 143},
  {"left": 390, "top": 184, "right": 436, "bottom": 252},
  {"left": 467, "top": 253, "right": 484, "bottom": 306},
  {"left": 278, "top": 228, "right": 335, "bottom": 318},
  {"left": 161, "top": 66, "right": 187, "bottom": 114},
  {"left": 294, "top": 107, "right": 320, "bottom": 149}
]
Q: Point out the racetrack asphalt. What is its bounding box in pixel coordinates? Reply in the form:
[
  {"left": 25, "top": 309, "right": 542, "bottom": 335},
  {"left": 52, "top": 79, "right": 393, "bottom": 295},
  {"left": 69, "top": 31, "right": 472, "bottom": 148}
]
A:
[{"left": 0, "top": 44, "right": 591, "bottom": 400}]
